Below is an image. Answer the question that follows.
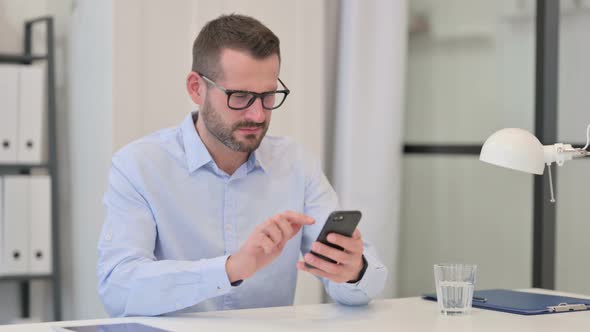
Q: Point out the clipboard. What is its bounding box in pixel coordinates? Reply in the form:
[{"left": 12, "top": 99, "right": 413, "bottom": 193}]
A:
[{"left": 423, "top": 289, "right": 590, "bottom": 315}]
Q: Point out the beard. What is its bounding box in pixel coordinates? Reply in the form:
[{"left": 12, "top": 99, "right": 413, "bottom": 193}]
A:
[{"left": 200, "top": 98, "right": 269, "bottom": 153}]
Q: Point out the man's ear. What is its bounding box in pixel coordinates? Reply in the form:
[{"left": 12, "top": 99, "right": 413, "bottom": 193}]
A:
[{"left": 186, "top": 71, "right": 205, "bottom": 105}]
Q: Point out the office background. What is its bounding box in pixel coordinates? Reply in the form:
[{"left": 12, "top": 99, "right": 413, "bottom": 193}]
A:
[{"left": 0, "top": 0, "right": 588, "bottom": 324}]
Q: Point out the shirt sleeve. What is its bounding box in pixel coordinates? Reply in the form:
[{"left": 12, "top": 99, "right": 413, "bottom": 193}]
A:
[
  {"left": 300, "top": 153, "right": 388, "bottom": 305},
  {"left": 97, "top": 155, "right": 232, "bottom": 317}
]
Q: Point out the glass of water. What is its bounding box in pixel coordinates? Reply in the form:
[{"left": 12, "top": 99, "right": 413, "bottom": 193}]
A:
[{"left": 434, "top": 263, "right": 477, "bottom": 316}]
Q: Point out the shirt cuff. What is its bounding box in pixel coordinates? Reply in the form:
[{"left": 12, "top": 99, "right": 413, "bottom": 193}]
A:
[
  {"left": 338, "top": 252, "right": 386, "bottom": 293},
  {"left": 167, "top": 255, "right": 235, "bottom": 313},
  {"left": 347, "top": 255, "right": 368, "bottom": 283},
  {"left": 206, "top": 255, "right": 233, "bottom": 295}
]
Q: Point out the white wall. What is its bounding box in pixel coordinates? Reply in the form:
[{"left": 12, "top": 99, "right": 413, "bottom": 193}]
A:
[
  {"left": 67, "top": 0, "right": 112, "bottom": 320},
  {"left": 399, "top": 0, "right": 536, "bottom": 296},
  {"left": 405, "top": 0, "right": 534, "bottom": 144},
  {"left": 9, "top": 0, "right": 579, "bottom": 323},
  {"left": 555, "top": 5, "right": 590, "bottom": 295},
  {"left": 111, "top": 0, "right": 328, "bottom": 159},
  {"left": 399, "top": 157, "right": 533, "bottom": 296},
  {"left": 401, "top": 0, "right": 590, "bottom": 298},
  {"left": 67, "top": 0, "right": 332, "bottom": 320},
  {"left": 109, "top": 0, "right": 328, "bottom": 306},
  {"left": 111, "top": 0, "right": 195, "bottom": 150},
  {"left": 332, "top": 0, "right": 407, "bottom": 298}
]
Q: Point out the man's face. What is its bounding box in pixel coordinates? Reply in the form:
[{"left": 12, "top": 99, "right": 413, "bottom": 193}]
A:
[{"left": 200, "top": 49, "right": 280, "bottom": 153}]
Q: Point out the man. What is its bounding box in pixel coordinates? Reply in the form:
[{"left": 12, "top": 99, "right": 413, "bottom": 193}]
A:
[{"left": 97, "top": 14, "right": 387, "bottom": 317}]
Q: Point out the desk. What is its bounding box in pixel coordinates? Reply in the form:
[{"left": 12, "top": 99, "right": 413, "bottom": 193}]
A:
[{"left": 2, "top": 289, "right": 590, "bottom": 331}]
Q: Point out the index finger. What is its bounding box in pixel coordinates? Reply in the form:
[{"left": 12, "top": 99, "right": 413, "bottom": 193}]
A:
[
  {"left": 281, "top": 211, "right": 315, "bottom": 225},
  {"left": 327, "top": 232, "right": 363, "bottom": 254},
  {"left": 352, "top": 228, "right": 361, "bottom": 240}
]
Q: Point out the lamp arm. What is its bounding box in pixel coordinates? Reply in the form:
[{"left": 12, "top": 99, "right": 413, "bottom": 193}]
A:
[
  {"left": 583, "top": 123, "right": 590, "bottom": 151},
  {"left": 562, "top": 148, "right": 589, "bottom": 158},
  {"left": 546, "top": 164, "right": 556, "bottom": 203},
  {"left": 546, "top": 124, "right": 590, "bottom": 164},
  {"left": 544, "top": 143, "right": 588, "bottom": 166},
  {"left": 541, "top": 126, "right": 589, "bottom": 204},
  {"left": 572, "top": 149, "right": 590, "bottom": 158}
]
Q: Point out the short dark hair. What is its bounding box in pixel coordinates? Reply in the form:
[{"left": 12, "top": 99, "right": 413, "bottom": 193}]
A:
[{"left": 192, "top": 14, "right": 281, "bottom": 80}]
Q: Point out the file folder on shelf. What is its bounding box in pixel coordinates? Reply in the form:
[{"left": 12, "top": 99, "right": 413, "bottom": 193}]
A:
[
  {"left": 29, "top": 175, "right": 52, "bottom": 274},
  {"left": 17, "top": 64, "right": 47, "bottom": 164},
  {"left": 423, "top": 289, "right": 590, "bottom": 315},
  {"left": 0, "top": 65, "right": 19, "bottom": 163},
  {"left": 0, "top": 176, "right": 30, "bottom": 275}
]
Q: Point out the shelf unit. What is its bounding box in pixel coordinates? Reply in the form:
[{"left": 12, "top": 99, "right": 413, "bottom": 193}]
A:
[{"left": 0, "top": 16, "right": 61, "bottom": 321}]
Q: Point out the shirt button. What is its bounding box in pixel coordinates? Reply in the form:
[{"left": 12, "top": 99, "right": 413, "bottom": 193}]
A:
[
  {"left": 225, "top": 225, "right": 233, "bottom": 232},
  {"left": 104, "top": 233, "right": 112, "bottom": 241}
]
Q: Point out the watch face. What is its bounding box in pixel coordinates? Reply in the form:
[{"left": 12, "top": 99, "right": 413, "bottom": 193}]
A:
[{"left": 60, "top": 323, "right": 171, "bottom": 332}]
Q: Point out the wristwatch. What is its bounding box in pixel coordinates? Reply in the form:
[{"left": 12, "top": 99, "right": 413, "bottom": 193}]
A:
[{"left": 347, "top": 255, "right": 368, "bottom": 284}]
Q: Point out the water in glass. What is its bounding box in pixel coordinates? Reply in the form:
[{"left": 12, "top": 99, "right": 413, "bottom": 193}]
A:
[{"left": 437, "top": 280, "right": 474, "bottom": 315}]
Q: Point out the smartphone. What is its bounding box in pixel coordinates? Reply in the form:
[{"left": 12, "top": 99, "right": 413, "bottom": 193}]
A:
[{"left": 305, "top": 210, "right": 362, "bottom": 268}]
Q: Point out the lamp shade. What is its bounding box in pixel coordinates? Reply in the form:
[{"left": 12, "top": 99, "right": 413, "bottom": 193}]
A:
[{"left": 479, "top": 128, "right": 545, "bottom": 175}]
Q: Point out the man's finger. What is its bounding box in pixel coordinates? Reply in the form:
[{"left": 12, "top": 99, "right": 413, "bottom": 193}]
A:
[
  {"left": 263, "top": 222, "right": 283, "bottom": 245},
  {"left": 303, "top": 253, "right": 341, "bottom": 275},
  {"left": 352, "top": 228, "right": 361, "bottom": 240},
  {"left": 327, "top": 233, "right": 363, "bottom": 254},
  {"left": 258, "top": 233, "right": 275, "bottom": 254},
  {"left": 281, "top": 211, "right": 315, "bottom": 226},
  {"left": 296, "top": 262, "right": 347, "bottom": 283},
  {"left": 311, "top": 241, "right": 352, "bottom": 265},
  {"left": 275, "top": 217, "right": 293, "bottom": 241}
]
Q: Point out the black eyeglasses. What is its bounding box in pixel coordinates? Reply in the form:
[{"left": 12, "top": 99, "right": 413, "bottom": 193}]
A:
[{"left": 198, "top": 73, "right": 290, "bottom": 111}]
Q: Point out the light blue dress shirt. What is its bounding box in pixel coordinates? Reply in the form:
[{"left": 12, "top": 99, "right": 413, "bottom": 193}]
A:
[{"left": 98, "top": 112, "right": 388, "bottom": 317}]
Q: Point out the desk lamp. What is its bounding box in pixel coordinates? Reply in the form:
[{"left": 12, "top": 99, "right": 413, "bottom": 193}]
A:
[{"left": 479, "top": 124, "right": 590, "bottom": 202}]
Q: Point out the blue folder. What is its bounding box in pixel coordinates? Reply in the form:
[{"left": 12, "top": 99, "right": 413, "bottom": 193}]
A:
[{"left": 423, "top": 289, "right": 590, "bottom": 315}]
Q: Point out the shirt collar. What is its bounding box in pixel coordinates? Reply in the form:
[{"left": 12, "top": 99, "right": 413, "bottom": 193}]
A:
[
  {"left": 248, "top": 149, "right": 267, "bottom": 173},
  {"left": 181, "top": 111, "right": 267, "bottom": 174},
  {"left": 181, "top": 112, "right": 213, "bottom": 173}
]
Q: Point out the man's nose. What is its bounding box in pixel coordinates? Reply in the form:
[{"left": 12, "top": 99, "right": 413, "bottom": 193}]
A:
[{"left": 243, "top": 97, "right": 266, "bottom": 123}]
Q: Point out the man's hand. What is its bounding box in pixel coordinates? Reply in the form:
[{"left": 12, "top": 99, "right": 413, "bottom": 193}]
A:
[
  {"left": 297, "top": 229, "right": 364, "bottom": 283},
  {"left": 226, "top": 211, "right": 315, "bottom": 283}
]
